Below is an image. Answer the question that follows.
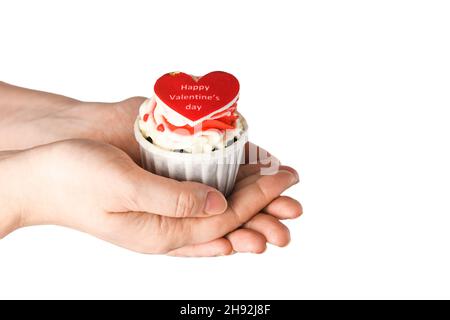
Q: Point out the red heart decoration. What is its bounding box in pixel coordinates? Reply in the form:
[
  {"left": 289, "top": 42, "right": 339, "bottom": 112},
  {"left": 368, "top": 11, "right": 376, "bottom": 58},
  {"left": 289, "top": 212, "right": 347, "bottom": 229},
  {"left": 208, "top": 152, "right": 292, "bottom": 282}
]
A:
[{"left": 154, "top": 71, "right": 240, "bottom": 125}]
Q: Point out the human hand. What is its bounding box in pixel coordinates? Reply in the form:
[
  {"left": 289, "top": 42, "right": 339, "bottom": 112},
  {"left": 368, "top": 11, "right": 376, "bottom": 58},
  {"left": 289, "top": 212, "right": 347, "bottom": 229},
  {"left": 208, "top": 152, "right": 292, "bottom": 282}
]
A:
[
  {"left": 0, "top": 82, "right": 302, "bottom": 255},
  {"left": 0, "top": 81, "right": 143, "bottom": 162},
  {"left": 0, "top": 139, "right": 299, "bottom": 256}
]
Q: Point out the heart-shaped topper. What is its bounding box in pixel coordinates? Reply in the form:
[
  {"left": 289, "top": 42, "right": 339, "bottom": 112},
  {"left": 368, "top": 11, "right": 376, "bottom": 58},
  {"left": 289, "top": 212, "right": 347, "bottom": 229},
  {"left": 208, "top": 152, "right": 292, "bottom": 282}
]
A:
[{"left": 154, "top": 71, "right": 240, "bottom": 126}]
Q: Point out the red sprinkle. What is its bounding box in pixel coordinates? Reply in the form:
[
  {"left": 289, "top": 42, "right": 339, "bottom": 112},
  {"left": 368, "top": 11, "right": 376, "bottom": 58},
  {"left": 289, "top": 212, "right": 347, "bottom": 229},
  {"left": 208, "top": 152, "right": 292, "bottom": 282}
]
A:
[
  {"left": 157, "top": 124, "right": 165, "bottom": 132},
  {"left": 143, "top": 113, "right": 149, "bottom": 122}
]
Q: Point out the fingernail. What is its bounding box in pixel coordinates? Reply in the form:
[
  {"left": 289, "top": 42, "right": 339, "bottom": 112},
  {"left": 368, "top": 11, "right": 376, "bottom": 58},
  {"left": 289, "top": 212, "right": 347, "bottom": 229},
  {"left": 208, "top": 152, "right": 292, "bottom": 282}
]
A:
[
  {"left": 292, "top": 170, "right": 300, "bottom": 183},
  {"left": 280, "top": 170, "right": 299, "bottom": 185},
  {"left": 204, "top": 191, "right": 227, "bottom": 215}
]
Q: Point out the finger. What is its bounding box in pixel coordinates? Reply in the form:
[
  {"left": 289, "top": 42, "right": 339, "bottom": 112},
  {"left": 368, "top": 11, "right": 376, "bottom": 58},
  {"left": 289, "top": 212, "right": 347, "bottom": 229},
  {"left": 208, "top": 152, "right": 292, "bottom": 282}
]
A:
[
  {"left": 167, "top": 238, "right": 233, "bottom": 257},
  {"left": 128, "top": 167, "right": 227, "bottom": 218},
  {"left": 237, "top": 163, "right": 267, "bottom": 181},
  {"left": 238, "top": 164, "right": 299, "bottom": 182},
  {"left": 264, "top": 196, "right": 303, "bottom": 220},
  {"left": 235, "top": 165, "right": 299, "bottom": 191},
  {"left": 226, "top": 228, "right": 267, "bottom": 254},
  {"left": 237, "top": 152, "right": 281, "bottom": 182},
  {"left": 244, "top": 213, "right": 291, "bottom": 247},
  {"left": 182, "top": 169, "right": 299, "bottom": 245}
]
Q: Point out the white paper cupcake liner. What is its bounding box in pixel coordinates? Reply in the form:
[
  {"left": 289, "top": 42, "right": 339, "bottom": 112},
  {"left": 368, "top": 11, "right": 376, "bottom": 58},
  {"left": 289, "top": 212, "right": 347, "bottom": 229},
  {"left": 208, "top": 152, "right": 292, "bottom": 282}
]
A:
[{"left": 134, "top": 119, "right": 248, "bottom": 196}]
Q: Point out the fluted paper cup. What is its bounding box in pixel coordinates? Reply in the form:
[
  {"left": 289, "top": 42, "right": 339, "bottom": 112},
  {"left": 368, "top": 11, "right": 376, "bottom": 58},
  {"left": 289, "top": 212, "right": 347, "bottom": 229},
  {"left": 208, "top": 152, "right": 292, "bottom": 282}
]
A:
[{"left": 134, "top": 119, "right": 248, "bottom": 196}]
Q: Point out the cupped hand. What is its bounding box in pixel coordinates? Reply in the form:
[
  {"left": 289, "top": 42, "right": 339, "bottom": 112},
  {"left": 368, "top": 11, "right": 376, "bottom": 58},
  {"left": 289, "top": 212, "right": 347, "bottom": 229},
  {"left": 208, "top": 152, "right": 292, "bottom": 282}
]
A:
[
  {"left": 111, "top": 99, "right": 303, "bottom": 256},
  {"left": 3, "top": 139, "right": 299, "bottom": 255},
  {"left": 0, "top": 83, "right": 303, "bottom": 256}
]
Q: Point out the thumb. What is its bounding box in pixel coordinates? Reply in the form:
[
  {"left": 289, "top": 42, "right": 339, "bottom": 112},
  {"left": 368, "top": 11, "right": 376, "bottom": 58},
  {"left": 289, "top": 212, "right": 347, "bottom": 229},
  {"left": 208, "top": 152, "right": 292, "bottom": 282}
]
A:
[{"left": 128, "top": 167, "right": 228, "bottom": 218}]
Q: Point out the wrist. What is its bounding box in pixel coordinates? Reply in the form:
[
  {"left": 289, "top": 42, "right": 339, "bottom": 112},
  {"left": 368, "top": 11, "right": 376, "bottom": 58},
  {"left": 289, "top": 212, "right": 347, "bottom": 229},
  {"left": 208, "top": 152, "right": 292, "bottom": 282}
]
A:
[{"left": 0, "top": 150, "right": 27, "bottom": 237}]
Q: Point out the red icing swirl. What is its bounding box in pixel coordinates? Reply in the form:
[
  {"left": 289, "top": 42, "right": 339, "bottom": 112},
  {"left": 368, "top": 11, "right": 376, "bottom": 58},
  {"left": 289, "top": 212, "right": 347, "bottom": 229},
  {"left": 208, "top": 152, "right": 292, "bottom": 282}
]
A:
[{"left": 144, "top": 99, "right": 239, "bottom": 136}]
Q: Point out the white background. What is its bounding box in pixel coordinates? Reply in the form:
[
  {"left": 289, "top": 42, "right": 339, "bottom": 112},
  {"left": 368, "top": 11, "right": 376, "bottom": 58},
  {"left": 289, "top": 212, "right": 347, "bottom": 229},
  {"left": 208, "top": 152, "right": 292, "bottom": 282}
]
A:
[{"left": 1, "top": 0, "right": 450, "bottom": 299}]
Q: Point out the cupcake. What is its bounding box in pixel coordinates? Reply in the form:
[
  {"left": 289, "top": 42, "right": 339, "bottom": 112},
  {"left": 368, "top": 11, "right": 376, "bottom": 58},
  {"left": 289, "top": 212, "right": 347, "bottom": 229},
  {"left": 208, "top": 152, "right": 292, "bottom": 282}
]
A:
[{"left": 134, "top": 71, "right": 248, "bottom": 196}]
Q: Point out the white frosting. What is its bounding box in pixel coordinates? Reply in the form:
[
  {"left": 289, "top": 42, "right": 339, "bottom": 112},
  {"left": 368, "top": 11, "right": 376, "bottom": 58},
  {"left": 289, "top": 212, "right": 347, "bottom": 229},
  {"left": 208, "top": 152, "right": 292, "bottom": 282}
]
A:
[{"left": 138, "top": 97, "right": 245, "bottom": 153}]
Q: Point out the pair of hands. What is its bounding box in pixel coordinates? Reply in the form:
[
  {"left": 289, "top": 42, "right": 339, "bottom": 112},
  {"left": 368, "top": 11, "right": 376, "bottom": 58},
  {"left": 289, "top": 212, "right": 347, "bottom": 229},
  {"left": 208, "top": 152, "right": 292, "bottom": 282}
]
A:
[{"left": 0, "top": 82, "right": 302, "bottom": 256}]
